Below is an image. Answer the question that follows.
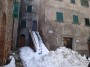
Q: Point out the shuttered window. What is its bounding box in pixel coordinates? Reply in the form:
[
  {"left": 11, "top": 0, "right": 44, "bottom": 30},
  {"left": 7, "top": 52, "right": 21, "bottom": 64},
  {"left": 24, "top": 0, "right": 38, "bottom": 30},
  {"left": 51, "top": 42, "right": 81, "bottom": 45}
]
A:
[
  {"left": 73, "top": 15, "right": 79, "bottom": 24},
  {"left": 27, "top": 5, "right": 32, "bottom": 13},
  {"left": 81, "top": 0, "right": 89, "bottom": 7},
  {"left": 13, "top": 2, "right": 19, "bottom": 18},
  {"left": 56, "top": 12, "right": 63, "bottom": 22}
]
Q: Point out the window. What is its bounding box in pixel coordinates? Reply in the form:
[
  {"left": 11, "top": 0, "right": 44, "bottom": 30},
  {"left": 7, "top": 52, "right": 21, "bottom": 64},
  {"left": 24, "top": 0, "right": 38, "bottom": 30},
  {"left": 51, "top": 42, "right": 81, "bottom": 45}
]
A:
[
  {"left": 56, "top": 12, "right": 63, "bottom": 22},
  {"left": 71, "top": 0, "right": 75, "bottom": 3},
  {"left": 27, "top": 5, "right": 32, "bottom": 13},
  {"left": 85, "top": 18, "right": 90, "bottom": 26},
  {"left": 73, "top": 15, "right": 79, "bottom": 24},
  {"left": 57, "top": 0, "right": 63, "bottom": 2},
  {"left": 81, "top": 0, "right": 89, "bottom": 7},
  {"left": 21, "top": 20, "right": 26, "bottom": 28},
  {"left": 13, "top": 2, "right": 19, "bottom": 18}
]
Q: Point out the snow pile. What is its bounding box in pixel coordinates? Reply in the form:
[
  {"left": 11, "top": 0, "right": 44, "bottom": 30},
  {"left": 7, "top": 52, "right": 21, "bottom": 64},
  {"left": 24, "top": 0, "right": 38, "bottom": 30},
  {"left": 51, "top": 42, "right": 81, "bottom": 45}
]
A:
[
  {"left": 4, "top": 56, "right": 15, "bottom": 67},
  {"left": 20, "top": 47, "right": 89, "bottom": 67}
]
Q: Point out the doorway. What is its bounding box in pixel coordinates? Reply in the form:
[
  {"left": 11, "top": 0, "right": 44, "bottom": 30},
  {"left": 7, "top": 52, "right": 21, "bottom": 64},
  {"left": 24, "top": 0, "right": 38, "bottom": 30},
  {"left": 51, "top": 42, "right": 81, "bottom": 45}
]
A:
[
  {"left": 63, "top": 37, "right": 73, "bottom": 49},
  {"left": 88, "top": 39, "right": 90, "bottom": 56},
  {"left": 18, "top": 34, "right": 25, "bottom": 48},
  {"left": 0, "top": 13, "right": 6, "bottom": 46}
]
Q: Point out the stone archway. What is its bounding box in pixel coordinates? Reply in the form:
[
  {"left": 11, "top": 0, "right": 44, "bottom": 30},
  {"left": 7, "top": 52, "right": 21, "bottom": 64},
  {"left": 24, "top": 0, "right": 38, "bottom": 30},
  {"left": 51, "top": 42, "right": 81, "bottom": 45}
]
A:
[
  {"left": 0, "top": 13, "right": 6, "bottom": 45},
  {"left": 0, "top": 13, "right": 7, "bottom": 65},
  {"left": 18, "top": 34, "right": 25, "bottom": 48}
]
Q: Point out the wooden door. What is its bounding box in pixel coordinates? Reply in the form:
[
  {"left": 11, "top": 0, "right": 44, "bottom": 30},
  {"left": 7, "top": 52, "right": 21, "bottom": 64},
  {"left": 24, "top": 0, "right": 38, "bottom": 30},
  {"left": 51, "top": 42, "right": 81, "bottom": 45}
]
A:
[
  {"left": 63, "top": 37, "right": 73, "bottom": 49},
  {"left": 18, "top": 34, "right": 25, "bottom": 48},
  {"left": 0, "top": 13, "right": 8, "bottom": 65}
]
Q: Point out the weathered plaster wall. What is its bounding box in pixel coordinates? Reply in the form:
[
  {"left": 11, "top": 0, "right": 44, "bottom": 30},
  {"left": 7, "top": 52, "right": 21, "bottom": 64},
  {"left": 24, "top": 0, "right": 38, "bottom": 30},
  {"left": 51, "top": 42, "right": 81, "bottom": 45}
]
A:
[
  {"left": 39, "top": 0, "right": 90, "bottom": 55},
  {"left": 0, "top": 0, "right": 13, "bottom": 65}
]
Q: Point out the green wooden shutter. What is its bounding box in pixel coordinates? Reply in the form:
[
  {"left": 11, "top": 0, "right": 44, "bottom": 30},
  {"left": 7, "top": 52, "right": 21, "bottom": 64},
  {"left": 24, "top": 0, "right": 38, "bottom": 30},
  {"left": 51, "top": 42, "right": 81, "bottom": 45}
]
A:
[
  {"left": 56, "top": 12, "right": 63, "bottom": 22},
  {"left": 73, "top": 15, "right": 79, "bottom": 24},
  {"left": 13, "top": 2, "right": 19, "bottom": 18},
  {"left": 27, "top": 5, "right": 32, "bottom": 13}
]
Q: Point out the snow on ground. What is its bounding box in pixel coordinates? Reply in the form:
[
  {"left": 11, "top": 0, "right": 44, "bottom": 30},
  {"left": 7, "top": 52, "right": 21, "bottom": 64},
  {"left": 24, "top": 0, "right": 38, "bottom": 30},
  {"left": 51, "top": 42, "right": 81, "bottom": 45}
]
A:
[
  {"left": 20, "top": 47, "right": 89, "bottom": 67},
  {"left": 4, "top": 56, "right": 15, "bottom": 67}
]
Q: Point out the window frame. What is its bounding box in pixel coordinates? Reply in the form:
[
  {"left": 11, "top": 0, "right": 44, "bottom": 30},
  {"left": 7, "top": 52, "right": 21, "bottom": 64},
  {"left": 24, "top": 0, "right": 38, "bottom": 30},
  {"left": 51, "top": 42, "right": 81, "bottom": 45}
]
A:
[
  {"left": 26, "top": 5, "right": 33, "bottom": 13},
  {"left": 73, "top": 15, "right": 79, "bottom": 24},
  {"left": 85, "top": 18, "right": 90, "bottom": 26},
  {"left": 21, "top": 20, "right": 26, "bottom": 28},
  {"left": 81, "top": 0, "right": 89, "bottom": 7},
  {"left": 71, "top": 0, "right": 75, "bottom": 4},
  {"left": 56, "top": 12, "right": 64, "bottom": 22}
]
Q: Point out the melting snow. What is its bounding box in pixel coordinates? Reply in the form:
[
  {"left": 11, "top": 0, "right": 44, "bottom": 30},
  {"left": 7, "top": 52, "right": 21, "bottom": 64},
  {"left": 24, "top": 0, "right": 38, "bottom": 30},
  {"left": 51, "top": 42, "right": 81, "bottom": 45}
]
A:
[
  {"left": 4, "top": 56, "right": 15, "bottom": 67},
  {"left": 20, "top": 47, "right": 89, "bottom": 67}
]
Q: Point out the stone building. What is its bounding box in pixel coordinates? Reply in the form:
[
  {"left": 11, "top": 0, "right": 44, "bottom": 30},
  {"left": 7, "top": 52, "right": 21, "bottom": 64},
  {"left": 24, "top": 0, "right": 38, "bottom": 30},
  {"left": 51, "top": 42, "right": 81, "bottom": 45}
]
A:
[
  {"left": 12, "top": 0, "right": 39, "bottom": 48},
  {"left": 38, "top": 0, "right": 90, "bottom": 55},
  {"left": 0, "top": 0, "right": 13, "bottom": 65},
  {"left": 12, "top": 0, "right": 90, "bottom": 56},
  {"left": 0, "top": 0, "right": 90, "bottom": 65}
]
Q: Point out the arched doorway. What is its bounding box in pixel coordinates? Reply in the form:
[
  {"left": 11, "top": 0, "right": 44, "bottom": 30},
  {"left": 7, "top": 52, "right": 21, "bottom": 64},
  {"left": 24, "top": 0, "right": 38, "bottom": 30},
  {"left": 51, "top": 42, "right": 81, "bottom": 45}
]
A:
[
  {"left": 0, "top": 13, "right": 6, "bottom": 46},
  {"left": 18, "top": 34, "right": 25, "bottom": 48},
  {"left": 0, "top": 13, "right": 7, "bottom": 65}
]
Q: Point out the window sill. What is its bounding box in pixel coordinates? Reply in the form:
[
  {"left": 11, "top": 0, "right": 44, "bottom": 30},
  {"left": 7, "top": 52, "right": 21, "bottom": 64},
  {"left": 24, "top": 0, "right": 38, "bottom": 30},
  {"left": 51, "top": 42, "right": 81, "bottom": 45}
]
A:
[
  {"left": 81, "top": 5, "right": 89, "bottom": 8},
  {"left": 56, "top": 0, "right": 63, "bottom": 2},
  {"left": 25, "top": 11, "right": 33, "bottom": 13},
  {"left": 55, "top": 20, "right": 65, "bottom": 23},
  {"left": 72, "top": 22, "right": 80, "bottom": 25},
  {"left": 71, "top": 3, "right": 76, "bottom": 4}
]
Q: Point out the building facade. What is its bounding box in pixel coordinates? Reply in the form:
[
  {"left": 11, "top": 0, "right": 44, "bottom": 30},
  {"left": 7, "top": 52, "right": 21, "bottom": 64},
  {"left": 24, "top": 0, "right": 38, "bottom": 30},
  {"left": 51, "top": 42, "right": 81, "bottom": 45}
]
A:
[
  {"left": 38, "top": 0, "right": 90, "bottom": 55},
  {"left": 12, "top": 0, "right": 90, "bottom": 56}
]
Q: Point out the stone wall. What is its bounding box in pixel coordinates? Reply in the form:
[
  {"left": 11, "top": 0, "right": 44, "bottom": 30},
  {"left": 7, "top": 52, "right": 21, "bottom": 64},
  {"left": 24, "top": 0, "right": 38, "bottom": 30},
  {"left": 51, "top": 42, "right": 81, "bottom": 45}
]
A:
[
  {"left": 0, "top": 0, "right": 13, "bottom": 65},
  {"left": 39, "top": 0, "right": 90, "bottom": 55}
]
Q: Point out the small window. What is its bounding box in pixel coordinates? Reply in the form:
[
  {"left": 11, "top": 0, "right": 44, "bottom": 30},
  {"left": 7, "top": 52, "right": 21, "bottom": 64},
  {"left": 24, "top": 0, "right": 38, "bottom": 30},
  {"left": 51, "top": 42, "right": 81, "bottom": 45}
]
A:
[
  {"left": 85, "top": 18, "right": 90, "bottom": 26},
  {"left": 81, "top": 0, "right": 89, "bottom": 7},
  {"left": 21, "top": 20, "right": 26, "bottom": 28},
  {"left": 27, "top": 5, "right": 32, "bottom": 13},
  {"left": 71, "top": 0, "right": 75, "bottom": 3},
  {"left": 57, "top": 0, "right": 63, "bottom": 2},
  {"left": 56, "top": 12, "right": 63, "bottom": 22},
  {"left": 73, "top": 15, "right": 79, "bottom": 24}
]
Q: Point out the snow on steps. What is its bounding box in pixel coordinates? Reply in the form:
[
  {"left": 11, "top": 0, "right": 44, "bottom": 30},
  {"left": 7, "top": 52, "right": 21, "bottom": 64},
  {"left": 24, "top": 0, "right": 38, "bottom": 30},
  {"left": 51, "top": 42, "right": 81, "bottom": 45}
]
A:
[{"left": 30, "top": 31, "right": 49, "bottom": 56}]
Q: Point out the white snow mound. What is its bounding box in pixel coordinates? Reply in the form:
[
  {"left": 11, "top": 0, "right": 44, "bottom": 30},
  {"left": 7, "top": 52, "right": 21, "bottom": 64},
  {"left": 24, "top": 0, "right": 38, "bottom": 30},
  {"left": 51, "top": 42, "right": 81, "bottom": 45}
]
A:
[
  {"left": 4, "top": 56, "right": 15, "bottom": 67},
  {"left": 20, "top": 47, "right": 89, "bottom": 67}
]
